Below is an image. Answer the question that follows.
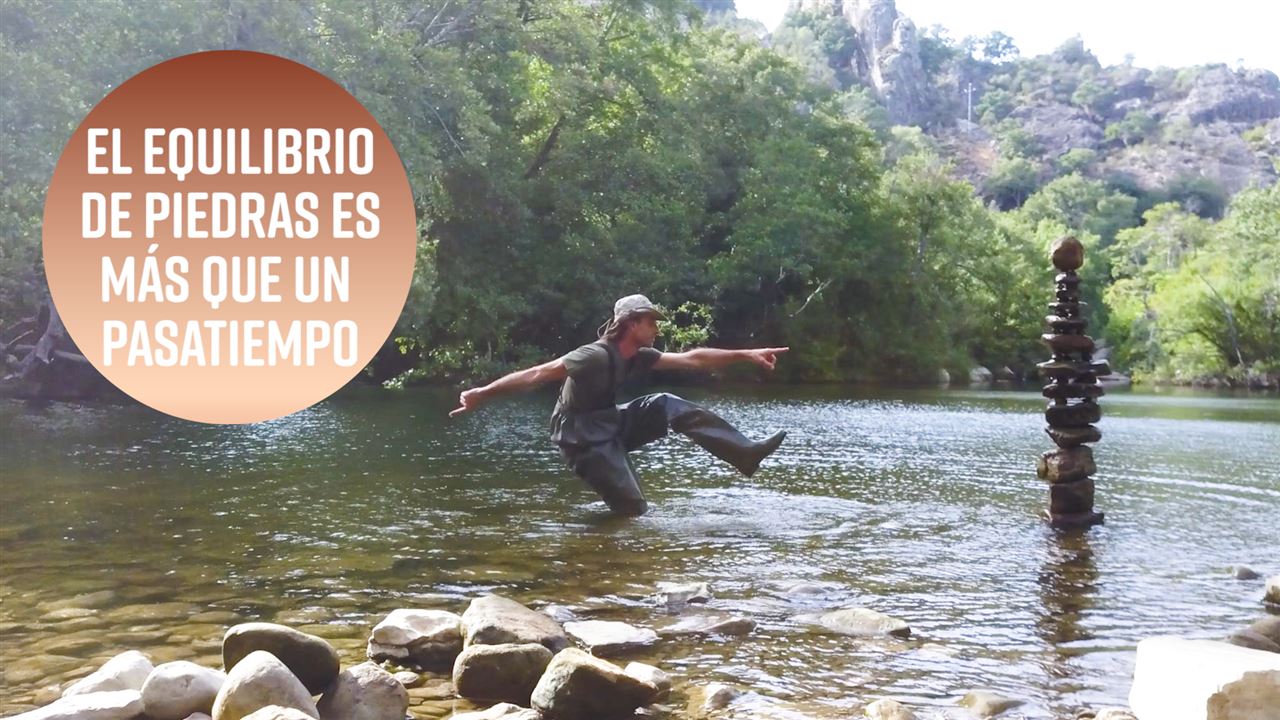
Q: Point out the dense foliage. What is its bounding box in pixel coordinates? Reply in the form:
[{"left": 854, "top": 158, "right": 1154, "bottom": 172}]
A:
[{"left": 2, "top": 0, "right": 1276, "bottom": 388}]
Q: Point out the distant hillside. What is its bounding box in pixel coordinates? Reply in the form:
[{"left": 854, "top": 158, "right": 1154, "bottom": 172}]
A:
[{"left": 702, "top": 0, "right": 1280, "bottom": 215}]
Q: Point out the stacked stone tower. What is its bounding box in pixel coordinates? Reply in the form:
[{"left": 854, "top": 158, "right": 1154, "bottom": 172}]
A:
[{"left": 1036, "top": 237, "right": 1105, "bottom": 528}]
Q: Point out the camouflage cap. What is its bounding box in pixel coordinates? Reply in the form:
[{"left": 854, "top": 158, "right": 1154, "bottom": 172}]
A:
[{"left": 612, "top": 294, "right": 667, "bottom": 321}]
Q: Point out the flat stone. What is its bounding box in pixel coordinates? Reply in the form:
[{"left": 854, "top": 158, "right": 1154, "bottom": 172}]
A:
[
  {"left": 210, "top": 650, "right": 318, "bottom": 720},
  {"left": 461, "top": 595, "right": 568, "bottom": 652},
  {"left": 1037, "top": 446, "right": 1096, "bottom": 483},
  {"left": 452, "top": 642, "right": 552, "bottom": 705},
  {"left": 530, "top": 648, "right": 657, "bottom": 720},
  {"left": 1046, "top": 314, "right": 1088, "bottom": 332},
  {"left": 1042, "top": 333, "right": 1096, "bottom": 355},
  {"left": 315, "top": 662, "right": 409, "bottom": 720},
  {"left": 655, "top": 581, "right": 712, "bottom": 607},
  {"left": 223, "top": 622, "right": 339, "bottom": 695},
  {"left": 62, "top": 651, "right": 154, "bottom": 697},
  {"left": 1129, "top": 637, "right": 1280, "bottom": 720},
  {"left": 1038, "top": 359, "right": 1109, "bottom": 379},
  {"left": 1042, "top": 380, "right": 1104, "bottom": 401},
  {"left": 1049, "top": 477, "right": 1096, "bottom": 515},
  {"left": 1045, "top": 424, "right": 1102, "bottom": 448},
  {"left": 864, "top": 698, "right": 917, "bottom": 719},
  {"left": 958, "top": 689, "right": 1023, "bottom": 717},
  {"left": 564, "top": 620, "right": 658, "bottom": 657},
  {"left": 1045, "top": 401, "right": 1103, "bottom": 428},
  {"left": 141, "top": 661, "right": 226, "bottom": 720},
  {"left": 815, "top": 608, "right": 910, "bottom": 638},
  {"left": 367, "top": 609, "right": 463, "bottom": 670}
]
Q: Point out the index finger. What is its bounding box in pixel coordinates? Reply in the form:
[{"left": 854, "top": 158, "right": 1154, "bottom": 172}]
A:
[{"left": 767, "top": 347, "right": 790, "bottom": 354}]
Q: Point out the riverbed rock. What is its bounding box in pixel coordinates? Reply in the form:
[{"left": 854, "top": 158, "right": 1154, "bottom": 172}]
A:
[
  {"left": 1265, "top": 576, "right": 1280, "bottom": 605},
  {"left": 315, "top": 662, "right": 407, "bottom": 720},
  {"left": 62, "top": 650, "right": 154, "bottom": 697},
  {"left": 240, "top": 708, "right": 316, "bottom": 720},
  {"left": 1231, "top": 565, "right": 1261, "bottom": 580},
  {"left": 864, "top": 698, "right": 917, "bottom": 720},
  {"left": 1248, "top": 616, "right": 1280, "bottom": 647},
  {"left": 815, "top": 608, "right": 910, "bottom": 638},
  {"left": 564, "top": 620, "right": 658, "bottom": 656},
  {"left": 1051, "top": 237, "right": 1085, "bottom": 272},
  {"left": 654, "top": 581, "right": 712, "bottom": 607},
  {"left": 1128, "top": 636, "right": 1280, "bottom": 720},
  {"left": 623, "top": 662, "right": 671, "bottom": 703},
  {"left": 958, "top": 690, "right": 1023, "bottom": 717},
  {"left": 542, "top": 604, "right": 579, "bottom": 624},
  {"left": 462, "top": 595, "right": 568, "bottom": 652},
  {"left": 391, "top": 671, "right": 420, "bottom": 688},
  {"left": 211, "top": 650, "right": 318, "bottom": 720},
  {"left": 222, "top": 623, "right": 339, "bottom": 695},
  {"left": 1049, "top": 477, "right": 1095, "bottom": 515},
  {"left": 530, "top": 648, "right": 658, "bottom": 720},
  {"left": 448, "top": 703, "right": 541, "bottom": 720},
  {"left": 698, "top": 683, "right": 743, "bottom": 711},
  {"left": 141, "top": 661, "right": 227, "bottom": 719},
  {"left": 11, "top": 690, "right": 144, "bottom": 720},
  {"left": 1045, "top": 424, "right": 1102, "bottom": 448},
  {"left": 367, "top": 609, "right": 463, "bottom": 669},
  {"left": 660, "top": 614, "right": 756, "bottom": 637},
  {"left": 1228, "top": 628, "right": 1280, "bottom": 653},
  {"left": 452, "top": 642, "right": 552, "bottom": 705}
]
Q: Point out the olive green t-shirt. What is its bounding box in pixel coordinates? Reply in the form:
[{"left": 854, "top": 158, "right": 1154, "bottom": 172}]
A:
[{"left": 549, "top": 340, "right": 662, "bottom": 446}]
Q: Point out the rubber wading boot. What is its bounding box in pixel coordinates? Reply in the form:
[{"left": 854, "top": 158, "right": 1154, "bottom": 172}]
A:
[{"left": 672, "top": 407, "right": 787, "bottom": 477}]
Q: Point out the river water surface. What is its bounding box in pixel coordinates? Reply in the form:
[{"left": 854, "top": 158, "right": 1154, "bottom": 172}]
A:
[{"left": 1, "top": 385, "right": 1277, "bottom": 718}]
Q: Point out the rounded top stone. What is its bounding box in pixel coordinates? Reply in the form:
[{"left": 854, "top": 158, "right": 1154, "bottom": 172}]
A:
[{"left": 1051, "top": 236, "right": 1085, "bottom": 271}]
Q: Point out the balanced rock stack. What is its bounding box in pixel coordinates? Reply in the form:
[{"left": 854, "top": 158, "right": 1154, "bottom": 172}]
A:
[{"left": 1036, "top": 236, "right": 1105, "bottom": 528}]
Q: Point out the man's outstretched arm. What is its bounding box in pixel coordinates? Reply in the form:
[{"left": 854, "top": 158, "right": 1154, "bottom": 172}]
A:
[
  {"left": 653, "top": 347, "right": 789, "bottom": 373},
  {"left": 449, "top": 358, "right": 568, "bottom": 417}
]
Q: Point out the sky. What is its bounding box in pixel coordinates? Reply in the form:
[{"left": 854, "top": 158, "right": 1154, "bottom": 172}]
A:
[{"left": 734, "top": 0, "right": 1280, "bottom": 72}]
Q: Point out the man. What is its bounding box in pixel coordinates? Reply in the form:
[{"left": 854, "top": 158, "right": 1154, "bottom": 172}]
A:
[{"left": 450, "top": 294, "right": 788, "bottom": 516}]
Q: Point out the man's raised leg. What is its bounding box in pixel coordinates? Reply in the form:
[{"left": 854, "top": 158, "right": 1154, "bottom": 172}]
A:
[{"left": 619, "top": 392, "right": 785, "bottom": 476}]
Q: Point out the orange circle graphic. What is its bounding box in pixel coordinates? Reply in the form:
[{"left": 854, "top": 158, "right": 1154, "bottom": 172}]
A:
[{"left": 42, "top": 51, "right": 416, "bottom": 424}]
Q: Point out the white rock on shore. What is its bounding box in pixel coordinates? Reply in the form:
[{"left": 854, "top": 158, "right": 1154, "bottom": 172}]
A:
[
  {"left": 210, "top": 650, "right": 318, "bottom": 720},
  {"left": 530, "top": 648, "right": 657, "bottom": 720},
  {"left": 366, "top": 609, "right": 463, "bottom": 669},
  {"left": 12, "top": 690, "right": 144, "bottom": 720},
  {"left": 1129, "top": 637, "right": 1280, "bottom": 720},
  {"left": 462, "top": 595, "right": 568, "bottom": 652},
  {"left": 315, "top": 662, "right": 407, "bottom": 720},
  {"left": 61, "top": 650, "right": 153, "bottom": 697},
  {"left": 140, "top": 661, "right": 226, "bottom": 720}
]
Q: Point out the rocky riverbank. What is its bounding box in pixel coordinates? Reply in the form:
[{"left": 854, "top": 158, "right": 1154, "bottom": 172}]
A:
[{"left": 17, "top": 577, "right": 1255, "bottom": 720}]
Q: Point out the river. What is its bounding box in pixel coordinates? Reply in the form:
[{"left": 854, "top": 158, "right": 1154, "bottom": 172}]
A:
[{"left": 1, "top": 384, "right": 1277, "bottom": 717}]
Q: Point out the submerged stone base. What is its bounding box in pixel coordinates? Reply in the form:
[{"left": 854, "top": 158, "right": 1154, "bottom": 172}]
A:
[{"left": 1040, "top": 509, "right": 1104, "bottom": 528}]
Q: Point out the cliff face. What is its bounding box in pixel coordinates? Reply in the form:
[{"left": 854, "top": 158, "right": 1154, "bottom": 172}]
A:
[{"left": 789, "top": 0, "right": 930, "bottom": 125}]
